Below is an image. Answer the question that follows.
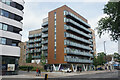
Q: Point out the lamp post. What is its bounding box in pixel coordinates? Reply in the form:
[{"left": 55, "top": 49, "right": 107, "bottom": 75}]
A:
[{"left": 104, "top": 41, "right": 107, "bottom": 62}]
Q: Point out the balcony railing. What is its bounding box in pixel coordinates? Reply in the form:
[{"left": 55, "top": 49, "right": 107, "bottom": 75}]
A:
[
  {"left": 64, "top": 56, "right": 93, "bottom": 63},
  {"left": 66, "top": 19, "right": 91, "bottom": 33},
  {"left": 28, "top": 38, "right": 41, "bottom": 43},
  {"left": 29, "top": 33, "right": 42, "bottom": 38},
  {"left": 65, "top": 11, "right": 91, "bottom": 28},
  {"left": 64, "top": 40, "right": 92, "bottom": 50},
  {"left": 34, "top": 44, "right": 42, "bottom": 47},
  {"left": 42, "top": 40, "right": 48, "bottom": 44},
  {"left": 42, "top": 21, "right": 48, "bottom": 27},
  {"left": 34, "top": 49, "right": 41, "bottom": 52},
  {"left": 32, "top": 56, "right": 41, "bottom": 58},
  {"left": 64, "top": 25, "right": 91, "bottom": 38},
  {"left": 42, "top": 34, "right": 48, "bottom": 38},
  {"left": 65, "top": 48, "right": 93, "bottom": 57},
  {"left": 65, "top": 32, "right": 91, "bottom": 44},
  {"left": 41, "top": 46, "right": 48, "bottom": 50},
  {"left": 42, "top": 27, "right": 48, "bottom": 32}
]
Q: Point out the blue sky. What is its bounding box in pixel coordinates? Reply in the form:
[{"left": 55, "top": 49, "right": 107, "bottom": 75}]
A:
[{"left": 21, "top": 1, "right": 118, "bottom": 54}]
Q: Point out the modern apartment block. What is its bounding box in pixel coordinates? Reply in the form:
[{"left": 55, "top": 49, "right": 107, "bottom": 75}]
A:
[
  {"left": 0, "top": 0, "right": 24, "bottom": 75},
  {"left": 89, "top": 29, "right": 96, "bottom": 56},
  {"left": 27, "top": 29, "right": 42, "bottom": 64},
  {"left": 19, "top": 42, "right": 27, "bottom": 64},
  {"left": 42, "top": 5, "right": 95, "bottom": 72}
]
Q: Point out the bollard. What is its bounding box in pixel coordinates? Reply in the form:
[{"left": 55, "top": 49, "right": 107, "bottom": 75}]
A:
[{"left": 44, "top": 74, "right": 48, "bottom": 80}]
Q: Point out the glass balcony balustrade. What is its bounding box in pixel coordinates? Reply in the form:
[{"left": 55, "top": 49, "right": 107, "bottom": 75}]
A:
[
  {"left": 42, "top": 34, "right": 48, "bottom": 38},
  {"left": 29, "top": 33, "right": 42, "bottom": 38},
  {"left": 42, "top": 40, "right": 48, "bottom": 44},
  {"left": 34, "top": 49, "right": 41, "bottom": 52},
  {"left": 26, "top": 50, "right": 34, "bottom": 53},
  {"left": 64, "top": 56, "right": 93, "bottom": 63},
  {"left": 90, "top": 45, "right": 93, "bottom": 47},
  {"left": 65, "top": 18, "right": 91, "bottom": 33},
  {"left": 64, "top": 11, "right": 91, "bottom": 28},
  {"left": 28, "top": 34, "right": 34, "bottom": 38},
  {"left": 42, "top": 27, "right": 48, "bottom": 32},
  {"left": 65, "top": 32, "right": 91, "bottom": 44},
  {"left": 64, "top": 47, "right": 93, "bottom": 57},
  {"left": 42, "top": 21, "right": 48, "bottom": 27},
  {"left": 32, "top": 56, "right": 41, "bottom": 58},
  {"left": 64, "top": 25, "right": 91, "bottom": 38},
  {"left": 27, "top": 45, "right": 34, "bottom": 48},
  {"left": 34, "top": 43, "right": 42, "bottom": 47},
  {"left": 91, "top": 50, "right": 94, "bottom": 53},
  {"left": 64, "top": 40, "right": 92, "bottom": 50},
  {"left": 34, "top": 38, "right": 42, "bottom": 42},
  {"left": 41, "top": 46, "right": 48, "bottom": 50}
]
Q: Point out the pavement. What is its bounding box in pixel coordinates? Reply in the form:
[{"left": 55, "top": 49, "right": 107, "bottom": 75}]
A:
[{"left": 1, "top": 70, "right": 119, "bottom": 79}]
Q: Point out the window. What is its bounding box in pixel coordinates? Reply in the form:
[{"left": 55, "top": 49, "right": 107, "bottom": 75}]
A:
[
  {"left": 0, "top": 37, "right": 1, "bottom": 44},
  {"left": 1, "top": 38, "right": 6, "bottom": 44},
  {"left": 3, "top": 24, "right": 8, "bottom": 31},
  {"left": 12, "top": 43, "right": 16, "bottom": 46},
  {"left": 54, "top": 20, "right": 56, "bottom": 25},
  {"left": 1, "top": 0, "right": 6, "bottom": 3},
  {"left": 0, "top": 23, "right": 2, "bottom": 30},
  {"left": 6, "top": 0, "right": 10, "bottom": 5},
  {"left": 4, "top": 10, "right": 9, "bottom": 17},
  {"left": 54, "top": 42, "right": 56, "bottom": 46},
  {"left": 64, "top": 17, "right": 66, "bottom": 22}
]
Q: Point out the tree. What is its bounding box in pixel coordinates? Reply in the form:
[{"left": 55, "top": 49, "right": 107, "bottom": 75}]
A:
[
  {"left": 97, "top": 2, "right": 120, "bottom": 41},
  {"left": 40, "top": 53, "right": 46, "bottom": 66},
  {"left": 26, "top": 54, "right": 32, "bottom": 63},
  {"left": 97, "top": 52, "right": 106, "bottom": 65},
  {"left": 114, "top": 52, "right": 120, "bottom": 62},
  {"left": 93, "top": 56, "right": 98, "bottom": 68}
]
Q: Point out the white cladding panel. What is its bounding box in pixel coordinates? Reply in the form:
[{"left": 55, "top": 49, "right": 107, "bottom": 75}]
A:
[
  {"left": 0, "top": 16, "right": 23, "bottom": 29},
  {"left": 0, "top": 2, "right": 23, "bottom": 17},
  {"left": 0, "top": 44, "right": 20, "bottom": 57},
  {"left": 0, "top": 30, "right": 21, "bottom": 41}
]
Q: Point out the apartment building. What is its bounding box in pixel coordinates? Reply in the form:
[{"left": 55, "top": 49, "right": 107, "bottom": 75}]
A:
[
  {"left": 27, "top": 29, "right": 42, "bottom": 64},
  {"left": 89, "top": 29, "right": 96, "bottom": 56},
  {"left": 0, "top": 0, "right": 24, "bottom": 75},
  {"left": 41, "top": 5, "right": 95, "bottom": 72},
  {"left": 19, "top": 42, "right": 27, "bottom": 64}
]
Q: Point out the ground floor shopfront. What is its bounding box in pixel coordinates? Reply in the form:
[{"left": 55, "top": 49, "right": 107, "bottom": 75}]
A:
[
  {"left": 45, "top": 63, "right": 94, "bottom": 72},
  {"left": 1, "top": 56, "right": 19, "bottom": 75}
]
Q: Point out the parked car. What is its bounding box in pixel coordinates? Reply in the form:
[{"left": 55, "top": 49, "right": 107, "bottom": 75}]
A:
[
  {"left": 61, "top": 68, "right": 72, "bottom": 73},
  {"left": 97, "top": 67, "right": 104, "bottom": 70}
]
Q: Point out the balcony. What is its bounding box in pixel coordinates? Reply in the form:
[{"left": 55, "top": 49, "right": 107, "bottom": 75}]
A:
[
  {"left": 34, "top": 44, "right": 42, "bottom": 47},
  {"left": 44, "top": 53, "right": 48, "bottom": 57},
  {"left": 27, "top": 45, "right": 34, "bottom": 48},
  {"left": 42, "top": 21, "right": 48, "bottom": 27},
  {"left": 65, "top": 11, "right": 91, "bottom": 28},
  {"left": 42, "top": 27, "right": 48, "bottom": 32},
  {"left": 42, "top": 34, "right": 48, "bottom": 38},
  {"left": 41, "top": 46, "right": 48, "bottom": 50},
  {"left": 34, "top": 49, "right": 41, "bottom": 53},
  {"left": 66, "top": 19, "right": 91, "bottom": 33},
  {"left": 26, "top": 50, "right": 34, "bottom": 53},
  {"left": 65, "top": 32, "right": 91, "bottom": 44},
  {"left": 64, "top": 56, "right": 93, "bottom": 63},
  {"left": 32, "top": 56, "right": 41, "bottom": 59},
  {"left": 42, "top": 40, "right": 48, "bottom": 44},
  {"left": 90, "top": 45, "right": 93, "bottom": 47},
  {"left": 64, "top": 25, "right": 91, "bottom": 38},
  {"left": 28, "top": 34, "right": 34, "bottom": 38},
  {"left": 34, "top": 38, "right": 42, "bottom": 42},
  {"left": 65, "top": 48, "right": 93, "bottom": 57},
  {"left": 64, "top": 40, "right": 92, "bottom": 50}
]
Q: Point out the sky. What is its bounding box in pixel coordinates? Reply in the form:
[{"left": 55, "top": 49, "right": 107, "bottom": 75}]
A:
[{"left": 21, "top": 1, "right": 118, "bottom": 55}]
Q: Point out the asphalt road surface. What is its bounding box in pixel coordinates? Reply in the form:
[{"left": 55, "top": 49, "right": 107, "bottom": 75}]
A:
[{"left": 2, "top": 70, "right": 120, "bottom": 80}]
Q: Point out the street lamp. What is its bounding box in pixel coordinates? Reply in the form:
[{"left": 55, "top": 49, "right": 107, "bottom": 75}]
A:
[{"left": 104, "top": 41, "right": 107, "bottom": 62}]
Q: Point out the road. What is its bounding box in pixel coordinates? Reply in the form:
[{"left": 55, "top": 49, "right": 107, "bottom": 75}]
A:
[{"left": 1, "top": 70, "right": 120, "bottom": 80}]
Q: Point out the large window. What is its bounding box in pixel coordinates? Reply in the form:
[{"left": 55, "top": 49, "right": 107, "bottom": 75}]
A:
[
  {"left": 0, "top": 9, "right": 22, "bottom": 22},
  {"left": 1, "top": 0, "right": 24, "bottom": 10},
  {"left": 3, "top": 24, "right": 8, "bottom": 31},
  {"left": 1, "top": 38, "right": 6, "bottom": 44}
]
